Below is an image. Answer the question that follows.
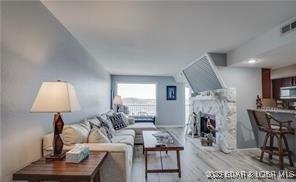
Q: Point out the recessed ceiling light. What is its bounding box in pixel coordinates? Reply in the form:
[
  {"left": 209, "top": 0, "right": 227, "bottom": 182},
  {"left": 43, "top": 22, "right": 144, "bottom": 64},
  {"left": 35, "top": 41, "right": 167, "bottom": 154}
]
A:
[{"left": 248, "top": 59, "right": 257, "bottom": 64}]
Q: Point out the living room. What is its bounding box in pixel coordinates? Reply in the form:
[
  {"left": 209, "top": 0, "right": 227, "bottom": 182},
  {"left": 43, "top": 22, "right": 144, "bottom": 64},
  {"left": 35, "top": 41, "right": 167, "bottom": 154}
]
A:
[{"left": 1, "top": 1, "right": 296, "bottom": 182}]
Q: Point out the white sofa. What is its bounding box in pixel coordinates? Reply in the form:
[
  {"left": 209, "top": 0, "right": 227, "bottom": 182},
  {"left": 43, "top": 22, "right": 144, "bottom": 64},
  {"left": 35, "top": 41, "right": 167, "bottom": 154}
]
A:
[{"left": 42, "top": 112, "right": 157, "bottom": 182}]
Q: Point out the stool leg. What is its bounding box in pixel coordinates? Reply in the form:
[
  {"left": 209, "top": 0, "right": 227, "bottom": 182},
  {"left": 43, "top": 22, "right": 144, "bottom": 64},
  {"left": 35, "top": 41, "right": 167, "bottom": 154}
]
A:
[
  {"left": 269, "top": 134, "right": 274, "bottom": 159},
  {"left": 260, "top": 133, "right": 269, "bottom": 162},
  {"left": 278, "top": 135, "right": 284, "bottom": 169},
  {"left": 282, "top": 135, "right": 294, "bottom": 167}
]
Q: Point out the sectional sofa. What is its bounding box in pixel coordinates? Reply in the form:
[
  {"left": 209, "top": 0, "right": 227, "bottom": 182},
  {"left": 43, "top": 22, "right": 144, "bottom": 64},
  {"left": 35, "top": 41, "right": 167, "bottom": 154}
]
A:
[{"left": 42, "top": 111, "right": 157, "bottom": 182}]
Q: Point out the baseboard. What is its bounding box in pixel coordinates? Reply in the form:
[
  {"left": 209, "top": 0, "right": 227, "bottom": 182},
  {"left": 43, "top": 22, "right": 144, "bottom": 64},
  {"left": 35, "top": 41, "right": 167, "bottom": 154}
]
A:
[
  {"left": 156, "top": 125, "right": 185, "bottom": 128},
  {"left": 237, "top": 147, "right": 260, "bottom": 151}
]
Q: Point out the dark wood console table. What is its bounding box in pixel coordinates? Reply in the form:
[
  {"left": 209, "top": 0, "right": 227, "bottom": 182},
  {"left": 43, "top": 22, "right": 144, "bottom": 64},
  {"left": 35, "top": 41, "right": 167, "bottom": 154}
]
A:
[{"left": 13, "top": 152, "right": 108, "bottom": 182}]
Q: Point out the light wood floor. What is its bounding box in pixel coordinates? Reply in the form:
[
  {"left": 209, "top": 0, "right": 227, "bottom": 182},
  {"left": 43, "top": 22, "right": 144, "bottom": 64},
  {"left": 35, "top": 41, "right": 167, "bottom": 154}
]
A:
[{"left": 131, "top": 127, "right": 296, "bottom": 182}]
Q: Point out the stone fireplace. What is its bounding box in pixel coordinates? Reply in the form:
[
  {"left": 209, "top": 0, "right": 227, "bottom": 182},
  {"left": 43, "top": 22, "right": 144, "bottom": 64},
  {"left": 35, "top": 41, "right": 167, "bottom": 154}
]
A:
[{"left": 190, "top": 88, "right": 237, "bottom": 153}]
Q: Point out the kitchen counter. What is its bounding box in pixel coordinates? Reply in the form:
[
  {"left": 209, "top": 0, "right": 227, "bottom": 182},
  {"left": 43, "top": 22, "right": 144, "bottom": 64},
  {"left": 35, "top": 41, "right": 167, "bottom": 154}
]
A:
[{"left": 248, "top": 108, "right": 296, "bottom": 115}]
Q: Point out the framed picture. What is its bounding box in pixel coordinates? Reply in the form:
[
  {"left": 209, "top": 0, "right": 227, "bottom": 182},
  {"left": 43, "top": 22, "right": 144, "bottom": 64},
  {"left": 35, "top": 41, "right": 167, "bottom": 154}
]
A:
[{"left": 167, "top": 86, "right": 177, "bottom": 100}]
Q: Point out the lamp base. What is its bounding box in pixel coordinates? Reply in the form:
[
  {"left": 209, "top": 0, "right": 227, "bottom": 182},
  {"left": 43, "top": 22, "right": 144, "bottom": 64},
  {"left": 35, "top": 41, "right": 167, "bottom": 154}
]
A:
[
  {"left": 51, "top": 112, "right": 65, "bottom": 160},
  {"left": 45, "top": 152, "right": 66, "bottom": 161}
]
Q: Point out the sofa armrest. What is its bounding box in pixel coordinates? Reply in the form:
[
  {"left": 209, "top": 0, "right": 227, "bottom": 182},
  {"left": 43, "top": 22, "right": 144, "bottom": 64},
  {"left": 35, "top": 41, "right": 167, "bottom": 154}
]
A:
[
  {"left": 86, "top": 143, "right": 131, "bottom": 182},
  {"left": 42, "top": 133, "right": 53, "bottom": 156}
]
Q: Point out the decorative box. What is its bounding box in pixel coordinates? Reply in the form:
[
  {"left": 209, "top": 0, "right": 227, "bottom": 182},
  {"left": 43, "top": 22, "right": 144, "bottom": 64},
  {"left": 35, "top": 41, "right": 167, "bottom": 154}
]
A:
[{"left": 66, "top": 144, "right": 90, "bottom": 163}]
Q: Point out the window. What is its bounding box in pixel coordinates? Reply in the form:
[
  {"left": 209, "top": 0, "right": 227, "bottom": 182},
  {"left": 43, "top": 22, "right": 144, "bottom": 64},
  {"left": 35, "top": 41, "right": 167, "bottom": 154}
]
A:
[{"left": 117, "top": 83, "right": 156, "bottom": 116}]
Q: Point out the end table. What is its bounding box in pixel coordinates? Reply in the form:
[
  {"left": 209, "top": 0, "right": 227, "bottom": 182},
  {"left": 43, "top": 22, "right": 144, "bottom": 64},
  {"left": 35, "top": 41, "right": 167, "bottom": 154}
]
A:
[{"left": 13, "top": 152, "right": 108, "bottom": 182}]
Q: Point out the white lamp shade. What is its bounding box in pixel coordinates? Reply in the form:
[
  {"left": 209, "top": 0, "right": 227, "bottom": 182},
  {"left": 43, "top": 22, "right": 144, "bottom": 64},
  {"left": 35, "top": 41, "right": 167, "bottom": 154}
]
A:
[
  {"left": 113, "top": 95, "right": 122, "bottom": 105},
  {"left": 31, "top": 81, "right": 81, "bottom": 113}
]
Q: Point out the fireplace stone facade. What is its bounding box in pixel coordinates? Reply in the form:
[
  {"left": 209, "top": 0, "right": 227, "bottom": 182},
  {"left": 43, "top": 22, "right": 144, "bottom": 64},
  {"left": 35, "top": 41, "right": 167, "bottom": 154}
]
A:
[{"left": 190, "top": 88, "right": 237, "bottom": 153}]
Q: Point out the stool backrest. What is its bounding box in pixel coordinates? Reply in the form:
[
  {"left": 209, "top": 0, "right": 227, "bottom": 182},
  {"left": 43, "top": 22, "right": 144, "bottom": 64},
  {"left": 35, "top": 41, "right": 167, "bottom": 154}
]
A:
[{"left": 253, "top": 111, "right": 271, "bottom": 131}]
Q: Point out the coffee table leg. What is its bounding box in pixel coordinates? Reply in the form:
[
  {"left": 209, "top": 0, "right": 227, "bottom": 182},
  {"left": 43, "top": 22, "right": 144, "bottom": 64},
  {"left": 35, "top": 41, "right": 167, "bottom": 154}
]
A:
[
  {"left": 145, "top": 150, "right": 148, "bottom": 179},
  {"left": 176, "top": 150, "right": 181, "bottom": 178},
  {"left": 94, "top": 170, "right": 101, "bottom": 182}
]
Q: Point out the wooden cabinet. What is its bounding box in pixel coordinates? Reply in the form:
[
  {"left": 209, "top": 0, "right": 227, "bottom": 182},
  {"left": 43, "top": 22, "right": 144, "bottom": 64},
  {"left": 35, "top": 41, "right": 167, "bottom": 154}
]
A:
[
  {"left": 262, "top": 69, "right": 271, "bottom": 98},
  {"left": 272, "top": 76, "right": 296, "bottom": 99},
  {"left": 272, "top": 79, "right": 282, "bottom": 99},
  {"left": 281, "top": 77, "right": 293, "bottom": 87}
]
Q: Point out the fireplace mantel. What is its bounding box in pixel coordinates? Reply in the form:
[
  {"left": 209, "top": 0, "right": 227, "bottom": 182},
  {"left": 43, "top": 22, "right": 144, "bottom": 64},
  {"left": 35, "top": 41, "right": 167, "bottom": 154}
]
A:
[
  {"left": 190, "top": 88, "right": 237, "bottom": 153},
  {"left": 191, "top": 95, "right": 217, "bottom": 101}
]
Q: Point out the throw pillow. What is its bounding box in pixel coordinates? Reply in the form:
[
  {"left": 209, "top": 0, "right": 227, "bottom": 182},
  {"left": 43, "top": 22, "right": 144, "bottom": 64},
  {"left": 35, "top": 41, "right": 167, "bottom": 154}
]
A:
[
  {"left": 105, "top": 119, "right": 116, "bottom": 137},
  {"left": 98, "top": 114, "right": 108, "bottom": 123},
  {"left": 97, "top": 116, "right": 116, "bottom": 139},
  {"left": 99, "top": 126, "right": 108, "bottom": 137},
  {"left": 109, "top": 113, "right": 127, "bottom": 130},
  {"left": 88, "top": 117, "right": 102, "bottom": 128},
  {"left": 63, "top": 120, "right": 91, "bottom": 146},
  {"left": 87, "top": 117, "right": 109, "bottom": 138},
  {"left": 88, "top": 127, "right": 111, "bottom": 143},
  {"left": 119, "top": 112, "right": 129, "bottom": 126},
  {"left": 106, "top": 110, "right": 115, "bottom": 117}
]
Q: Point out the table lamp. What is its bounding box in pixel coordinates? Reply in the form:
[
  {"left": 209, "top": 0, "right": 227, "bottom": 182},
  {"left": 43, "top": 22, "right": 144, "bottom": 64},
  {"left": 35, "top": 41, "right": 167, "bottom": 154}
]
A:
[
  {"left": 31, "top": 80, "right": 80, "bottom": 160},
  {"left": 113, "top": 95, "right": 122, "bottom": 112}
]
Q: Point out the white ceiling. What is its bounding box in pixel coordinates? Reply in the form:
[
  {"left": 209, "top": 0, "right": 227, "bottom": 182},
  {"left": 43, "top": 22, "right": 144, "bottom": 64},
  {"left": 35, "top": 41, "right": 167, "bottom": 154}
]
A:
[
  {"left": 258, "top": 40, "right": 296, "bottom": 69},
  {"left": 236, "top": 40, "right": 296, "bottom": 69},
  {"left": 42, "top": 1, "right": 296, "bottom": 75}
]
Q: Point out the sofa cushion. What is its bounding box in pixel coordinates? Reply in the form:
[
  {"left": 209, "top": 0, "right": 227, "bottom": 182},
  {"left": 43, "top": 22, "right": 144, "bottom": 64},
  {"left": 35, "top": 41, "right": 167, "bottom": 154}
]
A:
[
  {"left": 111, "top": 135, "right": 134, "bottom": 147},
  {"left": 63, "top": 120, "right": 91, "bottom": 146},
  {"left": 115, "top": 130, "right": 135, "bottom": 138},
  {"left": 88, "top": 127, "right": 111, "bottom": 143},
  {"left": 109, "top": 113, "right": 127, "bottom": 130},
  {"left": 124, "top": 122, "right": 157, "bottom": 135}
]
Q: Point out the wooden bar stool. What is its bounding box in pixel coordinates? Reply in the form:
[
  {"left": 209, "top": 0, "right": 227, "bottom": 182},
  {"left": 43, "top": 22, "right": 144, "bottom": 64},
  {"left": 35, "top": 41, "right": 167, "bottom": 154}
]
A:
[{"left": 252, "top": 111, "right": 294, "bottom": 169}]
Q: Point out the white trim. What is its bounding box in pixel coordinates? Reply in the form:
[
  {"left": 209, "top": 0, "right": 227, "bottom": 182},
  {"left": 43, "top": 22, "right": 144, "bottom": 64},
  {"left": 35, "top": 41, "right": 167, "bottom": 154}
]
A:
[
  {"left": 156, "top": 125, "right": 185, "bottom": 128},
  {"left": 237, "top": 147, "right": 260, "bottom": 151}
]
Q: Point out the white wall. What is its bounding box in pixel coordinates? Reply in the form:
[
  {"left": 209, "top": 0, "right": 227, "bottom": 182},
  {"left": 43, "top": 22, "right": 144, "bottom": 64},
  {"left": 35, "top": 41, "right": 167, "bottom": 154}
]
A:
[
  {"left": 111, "top": 75, "right": 185, "bottom": 126},
  {"left": 271, "top": 64, "right": 296, "bottom": 79},
  {"left": 1, "top": 2, "right": 110, "bottom": 181},
  {"left": 218, "top": 67, "right": 262, "bottom": 148},
  {"left": 0, "top": 0, "right": 2, "bottom": 176}
]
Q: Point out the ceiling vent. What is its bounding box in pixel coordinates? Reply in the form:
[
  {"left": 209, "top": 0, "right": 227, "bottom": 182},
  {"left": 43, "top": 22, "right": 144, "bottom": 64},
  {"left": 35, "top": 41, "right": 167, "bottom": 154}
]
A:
[
  {"left": 280, "top": 18, "right": 296, "bottom": 35},
  {"left": 181, "top": 53, "right": 227, "bottom": 93}
]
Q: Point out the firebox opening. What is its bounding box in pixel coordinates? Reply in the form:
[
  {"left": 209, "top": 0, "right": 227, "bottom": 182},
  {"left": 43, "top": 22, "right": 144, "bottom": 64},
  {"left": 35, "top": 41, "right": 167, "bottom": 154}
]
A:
[{"left": 200, "top": 113, "right": 216, "bottom": 138}]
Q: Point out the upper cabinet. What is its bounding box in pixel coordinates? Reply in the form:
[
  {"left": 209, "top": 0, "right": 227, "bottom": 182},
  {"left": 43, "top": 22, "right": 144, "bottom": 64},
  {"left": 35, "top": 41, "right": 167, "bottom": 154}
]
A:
[
  {"left": 281, "top": 77, "right": 294, "bottom": 87},
  {"left": 272, "top": 76, "right": 296, "bottom": 99}
]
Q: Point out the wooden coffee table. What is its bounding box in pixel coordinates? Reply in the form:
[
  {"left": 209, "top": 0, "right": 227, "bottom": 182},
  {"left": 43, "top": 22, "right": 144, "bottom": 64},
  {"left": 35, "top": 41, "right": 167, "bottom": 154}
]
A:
[
  {"left": 143, "top": 131, "right": 184, "bottom": 178},
  {"left": 13, "top": 152, "right": 108, "bottom": 182}
]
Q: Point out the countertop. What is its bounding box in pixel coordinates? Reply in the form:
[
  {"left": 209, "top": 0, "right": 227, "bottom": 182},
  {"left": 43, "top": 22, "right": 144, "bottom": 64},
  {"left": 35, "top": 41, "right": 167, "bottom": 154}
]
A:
[{"left": 248, "top": 108, "right": 296, "bottom": 115}]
